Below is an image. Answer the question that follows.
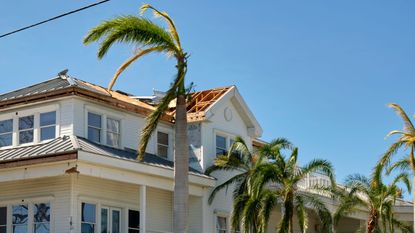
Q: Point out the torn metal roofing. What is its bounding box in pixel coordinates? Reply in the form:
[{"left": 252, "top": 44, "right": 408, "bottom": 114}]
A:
[{"left": 0, "top": 136, "right": 207, "bottom": 177}]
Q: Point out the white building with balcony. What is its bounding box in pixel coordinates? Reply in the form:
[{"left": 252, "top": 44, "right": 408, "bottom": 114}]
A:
[{"left": 0, "top": 72, "right": 412, "bottom": 233}]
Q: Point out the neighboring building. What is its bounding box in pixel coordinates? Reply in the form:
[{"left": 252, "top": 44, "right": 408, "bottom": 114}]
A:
[{"left": 0, "top": 73, "right": 412, "bottom": 233}]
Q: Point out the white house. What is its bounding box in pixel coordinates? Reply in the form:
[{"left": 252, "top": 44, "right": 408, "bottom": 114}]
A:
[{"left": 0, "top": 72, "right": 412, "bottom": 233}]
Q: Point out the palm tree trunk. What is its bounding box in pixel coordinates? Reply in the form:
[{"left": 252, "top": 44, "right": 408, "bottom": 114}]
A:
[
  {"left": 366, "top": 210, "right": 378, "bottom": 233},
  {"left": 173, "top": 93, "right": 189, "bottom": 233}
]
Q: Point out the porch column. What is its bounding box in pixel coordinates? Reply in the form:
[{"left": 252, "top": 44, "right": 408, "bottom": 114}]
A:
[{"left": 140, "top": 185, "right": 147, "bottom": 233}]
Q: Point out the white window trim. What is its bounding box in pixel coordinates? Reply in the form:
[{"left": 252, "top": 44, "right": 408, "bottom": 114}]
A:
[
  {"left": 85, "top": 106, "right": 124, "bottom": 149},
  {"left": 215, "top": 213, "right": 229, "bottom": 233},
  {"left": 156, "top": 130, "right": 171, "bottom": 159},
  {"left": 214, "top": 130, "right": 237, "bottom": 157},
  {"left": 87, "top": 111, "right": 103, "bottom": 144},
  {"left": 39, "top": 111, "right": 58, "bottom": 142},
  {"left": 0, "top": 105, "right": 60, "bottom": 149},
  {"left": 0, "top": 119, "right": 13, "bottom": 148},
  {"left": 0, "top": 196, "right": 54, "bottom": 233}
]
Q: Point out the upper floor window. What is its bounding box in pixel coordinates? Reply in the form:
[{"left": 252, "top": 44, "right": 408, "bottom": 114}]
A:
[
  {"left": 157, "top": 131, "right": 169, "bottom": 158},
  {"left": 128, "top": 210, "right": 140, "bottom": 233},
  {"left": 33, "top": 203, "right": 51, "bottom": 233},
  {"left": 0, "top": 206, "right": 6, "bottom": 233},
  {"left": 19, "top": 115, "right": 34, "bottom": 144},
  {"left": 107, "top": 118, "right": 120, "bottom": 148},
  {"left": 0, "top": 119, "right": 13, "bottom": 147},
  {"left": 216, "top": 135, "right": 227, "bottom": 156},
  {"left": 216, "top": 216, "right": 228, "bottom": 233},
  {"left": 81, "top": 202, "right": 96, "bottom": 233},
  {"left": 12, "top": 204, "right": 28, "bottom": 232},
  {"left": 88, "top": 113, "right": 102, "bottom": 143},
  {"left": 40, "top": 112, "right": 56, "bottom": 141}
]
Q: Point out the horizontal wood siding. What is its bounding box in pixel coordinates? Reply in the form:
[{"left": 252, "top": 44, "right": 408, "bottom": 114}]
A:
[
  {"left": 189, "top": 195, "right": 202, "bottom": 233},
  {"left": 147, "top": 187, "right": 173, "bottom": 233}
]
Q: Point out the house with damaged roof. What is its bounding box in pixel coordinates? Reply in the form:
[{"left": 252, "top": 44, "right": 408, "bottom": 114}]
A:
[{"left": 0, "top": 72, "right": 412, "bottom": 233}]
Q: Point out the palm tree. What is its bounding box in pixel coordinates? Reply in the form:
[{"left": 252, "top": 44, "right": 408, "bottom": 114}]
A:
[
  {"left": 251, "top": 147, "right": 335, "bottom": 233},
  {"left": 83, "top": 4, "right": 190, "bottom": 232},
  {"left": 380, "top": 103, "right": 415, "bottom": 229},
  {"left": 333, "top": 164, "right": 412, "bottom": 233},
  {"left": 205, "top": 137, "right": 293, "bottom": 232}
]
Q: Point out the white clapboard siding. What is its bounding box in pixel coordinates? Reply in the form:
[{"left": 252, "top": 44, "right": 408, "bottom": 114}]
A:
[
  {"left": 60, "top": 99, "right": 74, "bottom": 136},
  {"left": 146, "top": 187, "right": 173, "bottom": 233},
  {"left": 0, "top": 175, "right": 71, "bottom": 233},
  {"left": 189, "top": 195, "right": 203, "bottom": 233}
]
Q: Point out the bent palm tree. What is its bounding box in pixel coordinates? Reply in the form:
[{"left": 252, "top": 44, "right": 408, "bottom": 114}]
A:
[
  {"left": 83, "top": 4, "right": 190, "bottom": 232},
  {"left": 380, "top": 103, "right": 415, "bottom": 229},
  {"left": 205, "top": 137, "right": 292, "bottom": 232},
  {"left": 333, "top": 165, "right": 411, "bottom": 233},
  {"left": 251, "top": 148, "right": 335, "bottom": 233}
]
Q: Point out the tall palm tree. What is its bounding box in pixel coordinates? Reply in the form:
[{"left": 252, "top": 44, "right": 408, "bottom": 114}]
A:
[
  {"left": 333, "top": 164, "right": 412, "bottom": 233},
  {"left": 380, "top": 103, "right": 415, "bottom": 229},
  {"left": 83, "top": 4, "right": 190, "bottom": 232},
  {"left": 251, "top": 148, "right": 335, "bottom": 233},
  {"left": 205, "top": 137, "right": 293, "bottom": 232}
]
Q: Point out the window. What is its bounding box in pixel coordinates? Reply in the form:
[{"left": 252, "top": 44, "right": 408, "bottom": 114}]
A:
[
  {"left": 88, "top": 113, "right": 102, "bottom": 143},
  {"left": 107, "top": 118, "right": 120, "bottom": 148},
  {"left": 0, "top": 119, "right": 13, "bottom": 147},
  {"left": 40, "top": 112, "right": 56, "bottom": 141},
  {"left": 0, "top": 207, "right": 6, "bottom": 233},
  {"left": 216, "top": 216, "right": 227, "bottom": 233},
  {"left": 33, "top": 203, "right": 50, "bottom": 233},
  {"left": 12, "top": 204, "right": 28, "bottom": 233},
  {"left": 19, "top": 115, "right": 34, "bottom": 144},
  {"left": 157, "top": 132, "right": 169, "bottom": 158},
  {"left": 81, "top": 203, "right": 96, "bottom": 233},
  {"left": 216, "top": 135, "right": 227, "bottom": 156},
  {"left": 128, "top": 210, "right": 140, "bottom": 233}
]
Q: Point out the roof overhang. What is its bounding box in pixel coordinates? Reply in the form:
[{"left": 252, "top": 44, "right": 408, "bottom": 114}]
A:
[{"left": 204, "top": 86, "right": 263, "bottom": 138}]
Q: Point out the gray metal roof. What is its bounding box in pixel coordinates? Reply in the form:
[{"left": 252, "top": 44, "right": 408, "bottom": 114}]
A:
[{"left": 0, "top": 136, "right": 207, "bottom": 177}]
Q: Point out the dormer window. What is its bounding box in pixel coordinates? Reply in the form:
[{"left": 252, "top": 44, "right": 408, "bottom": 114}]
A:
[
  {"left": 216, "top": 135, "right": 227, "bottom": 156},
  {"left": 19, "top": 115, "right": 34, "bottom": 144},
  {"left": 40, "top": 111, "right": 56, "bottom": 141},
  {"left": 88, "top": 112, "right": 102, "bottom": 143},
  {"left": 107, "top": 118, "right": 120, "bottom": 148},
  {"left": 157, "top": 131, "right": 169, "bottom": 158},
  {"left": 0, "top": 119, "right": 13, "bottom": 147}
]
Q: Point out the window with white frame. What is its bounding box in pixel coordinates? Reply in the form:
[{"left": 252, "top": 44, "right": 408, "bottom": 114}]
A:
[
  {"left": 107, "top": 118, "right": 121, "bottom": 148},
  {"left": 128, "top": 210, "right": 140, "bottom": 233},
  {"left": 0, "top": 119, "right": 13, "bottom": 147},
  {"left": 12, "top": 204, "right": 28, "bottom": 233},
  {"left": 216, "top": 216, "right": 228, "bottom": 233},
  {"left": 0, "top": 206, "right": 6, "bottom": 233},
  {"left": 157, "top": 131, "right": 169, "bottom": 158},
  {"left": 216, "top": 135, "right": 227, "bottom": 156},
  {"left": 19, "top": 115, "right": 34, "bottom": 144},
  {"left": 88, "top": 113, "right": 102, "bottom": 143},
  {"left": 33, "top": 202, "right": 51, "bottom": 233},
  {"left": 40, "top": 112, "right": 56, "bottom": 141},
  {"left": 81, "top": 203, "right": 96, "bottom": 233}
]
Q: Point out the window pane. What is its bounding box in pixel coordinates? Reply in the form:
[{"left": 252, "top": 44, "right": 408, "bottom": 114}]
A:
[
  {"left": 157, "top": 132, "right": 168, "bottom": 145},
  {"left": 0, "top": 226, "right": 5, "bottom": 233},
  {"left": 158, "top": 145, "right": 168, "bottom": 158},
  {"left": 88, "top": 127, "right": 101, "bottom": 143},
  {"left": 19, "top": 116, "right": 34, "bottom": 130},
  {"left": 12, "top": 205, "right": 28, "bottom": 224},
  {"left": 112, "top": 210, "right": 120, "bottom": 233},
  {"left": 217, "top": 216, "right": 227, "bottom": 230},
  {"left": 128, "top": 210, "right": 140, "bottom": 229},
  {"left": 12, "top": 225, "right": 27, "bottom": 233},
  {"left": 34, "top": 223, "right": 50, "bottom": 233},
  {"left": 0, "top": 119, "right": 12, "bottom": 133},
  {"left": 107, "top": 118, "right": 120, "bottom": 133},
  {"left": 101, "top": 208, "right": 108, "bottom": 233},
  {"left": 88, "top": 113, "right": 101, "bottom": 128},
  {"left": 216, "top": 135, "right": 226, "bottom": 149},
  {"left": 0, "top": 207, "right": 6, "bottom": 225},
  {"left": 0, "top": 134, "right": 12, "bottom": 147},
  {"left": 81, "top": 223, "right": 95, "bottom": 233},
  {"left": 107, "top": 133, "right": 120, "bottom": 148},
  {"left": 19, "top": 130, "right": 33, "bottom": 144},
  {"left": 40, "top": 126, "right": 56, "bottom": 141},
  {"left": 40, "top": 112, "right": 56, "bottom": 126},
  {"left": 216, "top": 148, "right": 227, "bottom": 156},
  {"left": 34, "top": 203, "right": 50, "bottom": 223},
  {"left": 81, "top": 203, "right": 96, "bottom": 223}
]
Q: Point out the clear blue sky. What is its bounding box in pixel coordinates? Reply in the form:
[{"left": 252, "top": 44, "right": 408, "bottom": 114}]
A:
[{"left": 1, "top": 1, "right": 415, "bottom": 197}]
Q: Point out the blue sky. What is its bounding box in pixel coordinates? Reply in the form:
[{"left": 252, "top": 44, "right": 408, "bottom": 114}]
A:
[{"left": 1, "top": 0, "right": 415, "bottom": 197}]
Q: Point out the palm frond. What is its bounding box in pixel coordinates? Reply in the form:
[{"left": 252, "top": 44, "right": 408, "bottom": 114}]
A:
[
  {"left": 380, "top": 141, "right": 405, "bottom": 168},
  {"left": 387, "top": 156, "right": 410, "bottom": 174},
  {"left": 83, "top": 15, "right": 177, "bottom": 59},
  {"left": 107, "top": 46, "right": 166, "bottom": 91},
  {"left": 300, "top": 193, "right": 333, "bottom": 232},
  {"left": 294, "top": 195, "right": 308, "bottom": 233},
  {"left": 296, "top": 159, "right": 335, "bottom": 187},
  {"left": 208, "top": 173, "right": 246, "bottom": 204},
  {"left": 390, "top": 172, "right": 411, "bottom": 194},
  {"left": 388, "top": 103, "right": 415, "bottom": 135}
]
